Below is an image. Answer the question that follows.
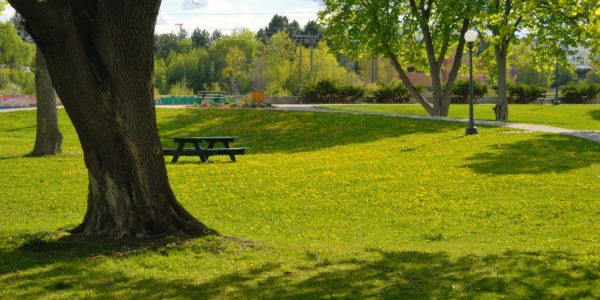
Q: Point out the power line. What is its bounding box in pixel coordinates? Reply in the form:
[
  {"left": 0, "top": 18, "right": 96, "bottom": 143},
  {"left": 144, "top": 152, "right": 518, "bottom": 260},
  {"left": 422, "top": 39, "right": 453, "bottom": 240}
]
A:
[{"left": 163, "top": 11, "right": 319, "bottom": 16}]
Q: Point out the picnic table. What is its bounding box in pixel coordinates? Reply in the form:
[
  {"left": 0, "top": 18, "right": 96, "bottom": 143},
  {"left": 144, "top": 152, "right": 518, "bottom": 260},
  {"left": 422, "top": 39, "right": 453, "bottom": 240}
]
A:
[{"left": 163, "top": 136, "right": 248, "bottom": 163}]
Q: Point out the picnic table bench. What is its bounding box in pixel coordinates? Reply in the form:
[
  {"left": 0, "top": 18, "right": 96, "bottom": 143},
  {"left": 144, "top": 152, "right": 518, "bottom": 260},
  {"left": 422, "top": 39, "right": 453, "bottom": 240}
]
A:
[
  {"left": 196, "top": 91, "right": 231, "bottom": 105},
  {"left": 163, "top": 136, "right": 248, "bottom": 163}
]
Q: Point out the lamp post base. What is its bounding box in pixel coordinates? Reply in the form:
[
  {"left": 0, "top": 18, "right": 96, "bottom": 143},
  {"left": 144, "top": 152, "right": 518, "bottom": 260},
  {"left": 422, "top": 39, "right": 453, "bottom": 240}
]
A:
[
  {"left": 465, "top": 126, "right": 478, "bottom": 135},
  {"left": 553, "top": 100, "right": 561, "bottom": 105}
]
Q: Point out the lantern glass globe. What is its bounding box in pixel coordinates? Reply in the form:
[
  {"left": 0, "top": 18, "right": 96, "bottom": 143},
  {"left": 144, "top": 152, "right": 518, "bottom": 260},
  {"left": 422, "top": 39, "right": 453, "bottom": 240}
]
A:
[{"left": 465, "top": 30, "right": 477, "bottom": 43}]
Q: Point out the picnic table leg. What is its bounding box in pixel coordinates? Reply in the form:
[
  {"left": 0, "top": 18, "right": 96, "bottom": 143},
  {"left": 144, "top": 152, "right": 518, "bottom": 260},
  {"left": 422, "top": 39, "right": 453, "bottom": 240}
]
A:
[
  {"left": 193, "top": 142, "right": 208, "bottom": 162},
  {"left": 172, "top": 142, "right": 184, "bottom": 163},
  {"left": 223, "top": 141, "right": 237, "bottom": 162}
]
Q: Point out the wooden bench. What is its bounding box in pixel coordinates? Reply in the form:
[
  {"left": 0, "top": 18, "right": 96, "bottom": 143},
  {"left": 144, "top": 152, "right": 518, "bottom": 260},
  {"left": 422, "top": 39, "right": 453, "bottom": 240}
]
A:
[
  {"left": 163, "top": 136, "right": 247, "bottom": 163},
  {"left": 537, "top": 93, "right": 558, "bottom": 105}
]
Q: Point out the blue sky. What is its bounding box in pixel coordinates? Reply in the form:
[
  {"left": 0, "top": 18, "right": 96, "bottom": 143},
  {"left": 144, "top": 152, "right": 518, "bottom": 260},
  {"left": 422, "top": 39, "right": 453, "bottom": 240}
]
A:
[
  {"left": 157, "top": 0, "right": 323, "bottom": 34},
  {"left": 2, "top": 0, "right": 323, "bottom": 35}
]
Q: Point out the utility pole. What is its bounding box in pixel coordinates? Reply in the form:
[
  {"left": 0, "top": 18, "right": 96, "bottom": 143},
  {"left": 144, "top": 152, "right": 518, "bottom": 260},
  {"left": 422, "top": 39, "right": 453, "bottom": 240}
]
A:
[
  {"left": 175, "top": 23, "right": 184, "bottom": 36},
  {"left": 299, "top": 43, "right": 302, "bottom": 96},
  {"left": 294, "top": 34, "right": 321, "bottom": 95}
]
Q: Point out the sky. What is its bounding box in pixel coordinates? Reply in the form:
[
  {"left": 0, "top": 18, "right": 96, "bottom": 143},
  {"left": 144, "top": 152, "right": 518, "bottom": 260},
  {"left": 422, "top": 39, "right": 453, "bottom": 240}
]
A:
[{"left": 1, "top": 0, "right": 323, "bottom": 35}]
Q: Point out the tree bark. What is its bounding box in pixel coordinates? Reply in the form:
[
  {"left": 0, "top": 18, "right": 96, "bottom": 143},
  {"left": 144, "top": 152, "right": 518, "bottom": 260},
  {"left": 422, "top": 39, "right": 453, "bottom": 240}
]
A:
[
  {"left": 388, "top": 52, "right": 435, "bottom": 115},
  {"left": 31, "top": 46, "right": 63, "bottom": 156},
  {"left": 494, "top": 42, "right": 509, "bottom": 121},
  {"left": 11, "top": 0, "right": 217, "bottom": 239}
]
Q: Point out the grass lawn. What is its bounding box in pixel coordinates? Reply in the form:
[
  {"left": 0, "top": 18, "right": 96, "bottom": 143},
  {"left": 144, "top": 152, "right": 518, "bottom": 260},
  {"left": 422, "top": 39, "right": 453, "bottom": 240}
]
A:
[
  {"left": 317, "top": 104, "right": 600, "bottom": 130},
  {"left": 1, "top": 108, "right": 600, "bottom": 298}
]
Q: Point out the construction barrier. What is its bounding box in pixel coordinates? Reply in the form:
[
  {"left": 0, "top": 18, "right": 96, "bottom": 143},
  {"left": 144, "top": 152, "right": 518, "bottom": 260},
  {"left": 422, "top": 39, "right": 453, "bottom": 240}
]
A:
[{"left": 250, "top": 91, "right": 265, "bottom": 103}]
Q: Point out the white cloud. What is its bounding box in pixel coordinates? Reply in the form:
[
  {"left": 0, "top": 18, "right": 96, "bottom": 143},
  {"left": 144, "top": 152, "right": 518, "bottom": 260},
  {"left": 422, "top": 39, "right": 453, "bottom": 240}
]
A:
[
  {"left": 156, "top": 9, "right": 173, "bottom": 25},
  {"left": 182, "top": 0, "right": 207, "bottom": 10}
]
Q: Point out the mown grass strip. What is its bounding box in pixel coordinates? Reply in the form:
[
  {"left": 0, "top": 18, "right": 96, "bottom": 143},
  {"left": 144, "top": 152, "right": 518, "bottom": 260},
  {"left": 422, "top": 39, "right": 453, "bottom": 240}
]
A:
[{"left": 1, "top": 108, "right": 599, "bottom": 298}]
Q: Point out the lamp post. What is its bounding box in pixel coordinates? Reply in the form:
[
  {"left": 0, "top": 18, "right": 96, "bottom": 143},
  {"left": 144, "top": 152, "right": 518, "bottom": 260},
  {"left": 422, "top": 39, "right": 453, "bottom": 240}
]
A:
[
  {"left": 553, "top": 60, "right": 560, "bottom": 105},
  {"left": 465, "top": 29, "right": 478, "bottom": 135}
]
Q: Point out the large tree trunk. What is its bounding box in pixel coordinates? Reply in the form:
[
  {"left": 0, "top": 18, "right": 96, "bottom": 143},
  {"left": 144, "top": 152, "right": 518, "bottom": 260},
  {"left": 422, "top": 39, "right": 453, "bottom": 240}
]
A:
[
  {"left": 494, "top": 42, "right": 509, "bottom": 121},
  {"left": 31, "top": 47, "right": 62, "bottom": 156},
  {"left": 11, "top": 0, "right": 216, "bottom": 238}
]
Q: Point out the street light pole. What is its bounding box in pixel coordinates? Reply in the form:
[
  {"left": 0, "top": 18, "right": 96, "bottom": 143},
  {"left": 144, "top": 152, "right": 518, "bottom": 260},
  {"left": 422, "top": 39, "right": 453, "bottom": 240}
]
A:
[
  {"left": 553, "top": 60, "right": 560, "bottom": 105},
  {"left": 465, "top": 30, "right": 478, "bottom": 136}
]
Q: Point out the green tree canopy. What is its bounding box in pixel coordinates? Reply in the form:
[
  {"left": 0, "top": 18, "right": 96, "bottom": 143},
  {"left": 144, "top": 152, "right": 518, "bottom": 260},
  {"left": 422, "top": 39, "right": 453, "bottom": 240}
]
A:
[{"left": 320, "top": 0, "right": 481, "bottom": 116}]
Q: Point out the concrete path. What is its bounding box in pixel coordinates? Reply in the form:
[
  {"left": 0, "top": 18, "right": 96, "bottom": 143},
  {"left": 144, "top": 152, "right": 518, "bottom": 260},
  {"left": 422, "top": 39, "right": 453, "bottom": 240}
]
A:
[
  {"left": 3, "top": 105, "right": 599, "bottom": 143},
  {"left": 0, "top": 107, "right": 36, "bottom": 113},
  {"left": 271, "top": 104, "right": 600, "bottom": 143}
]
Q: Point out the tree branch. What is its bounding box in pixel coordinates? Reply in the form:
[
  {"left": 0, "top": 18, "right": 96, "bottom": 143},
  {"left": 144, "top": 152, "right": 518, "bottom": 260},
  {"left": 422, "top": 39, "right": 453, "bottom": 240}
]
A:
[{"left": 442, "top": 18, "right": 470, "bottom": 101}]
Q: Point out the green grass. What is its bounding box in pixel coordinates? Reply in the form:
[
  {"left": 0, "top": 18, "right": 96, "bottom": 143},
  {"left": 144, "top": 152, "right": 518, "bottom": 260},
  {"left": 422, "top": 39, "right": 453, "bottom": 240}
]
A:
[
  {"left": 1, "top": 108, "right": 600, "bottom": 298},
  {"left": 317, "top": 104, "right": 600, "bottom": 130}
]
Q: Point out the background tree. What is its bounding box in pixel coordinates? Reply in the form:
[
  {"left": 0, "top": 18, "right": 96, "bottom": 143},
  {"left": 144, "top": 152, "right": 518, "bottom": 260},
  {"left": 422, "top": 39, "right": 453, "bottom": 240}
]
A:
[
  {"left": 478, "top": 0, "right": 593, "bottom": 121},
  {"left": 478, "top": 0, "right": 531, "bottom": 120},
  {"left": 154, "top": 33, "right": 180, "bottom": 60},
  {"left": 31, "top": 47, "right": 62, "bottom": 156},
  {"left": 223, "top": 46, "right": 248, "bottom": 95},
  {"left": 257, "top": 14, "right": 303, "bottom": 41},
  {"left": 0, "top": 19, "right": 35, "bottom": 94},
  {"left": 10, "top": 12, "right": 63, "bottom": 156},
  {"left": 320, "top": 0, "right": 479, "bottom": 116},
  {"left": 0, "top": 21, "right": 35, "bottom": 67},
  {"left": 9, "top": 0, "right": 215, "bottom": 238},
  {"left": 191, "top": 28, "right": 211, "bottom": 48}
]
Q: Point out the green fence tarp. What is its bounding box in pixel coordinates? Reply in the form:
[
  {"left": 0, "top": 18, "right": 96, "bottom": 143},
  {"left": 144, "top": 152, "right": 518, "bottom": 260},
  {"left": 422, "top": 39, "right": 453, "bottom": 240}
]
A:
[{"left": 154, "top": 96, "right": 235, "bottom": 105}]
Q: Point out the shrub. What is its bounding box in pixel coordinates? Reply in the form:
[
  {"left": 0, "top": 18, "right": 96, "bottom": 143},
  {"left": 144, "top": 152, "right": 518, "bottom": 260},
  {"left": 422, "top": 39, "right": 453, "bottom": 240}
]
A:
[
  {"left": 372, "top": 82, "right": 410, "bottom": 103},
  {"left": 507, "top": 83, "right": 546, "bottom": 104},
  {"left": 337, "top": 85, "right": 365, "bottom": 102},
  {"left": 450, "top": 80, "right": 488, "bottom": 103},
  {"left": 561, "top": 83, "right": 600, "bottom": 103},
  {"left": 301, "top": 79, "right": 365, "bottom": 103}
]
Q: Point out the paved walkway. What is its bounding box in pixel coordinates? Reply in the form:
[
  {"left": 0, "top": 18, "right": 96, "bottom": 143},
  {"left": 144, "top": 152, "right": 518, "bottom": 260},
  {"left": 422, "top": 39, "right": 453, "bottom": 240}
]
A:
[
  {"left": 271, "top": 104, "right": 600, "bottom": 143},
  {"left": 3, "top": 105, "right": 599, "bottom": 143}
]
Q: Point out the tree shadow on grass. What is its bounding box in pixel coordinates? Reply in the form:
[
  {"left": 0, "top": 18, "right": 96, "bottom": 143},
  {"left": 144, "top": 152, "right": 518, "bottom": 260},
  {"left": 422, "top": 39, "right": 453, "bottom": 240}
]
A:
[
  {"left": 156, "top": 109, "right": 466, "bottom": 155},
  {"left": 2, "top": 235, "right": 598, "bottom": 299},
  {"left": 589, "top": 110, "right": 600, "bottom": 121},
  {"left": 465, "top": 134, "right": 600, "bottom": 175}
]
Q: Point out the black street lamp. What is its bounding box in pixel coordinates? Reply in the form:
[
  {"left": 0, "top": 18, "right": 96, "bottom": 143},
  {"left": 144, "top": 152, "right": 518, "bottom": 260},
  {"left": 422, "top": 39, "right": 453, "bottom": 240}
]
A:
[
  {"left": 553, "top": 60, "right": 560, "bottom": 105},
  {"left": 465, "top": 29, "right": 478, "bottom": 135}
]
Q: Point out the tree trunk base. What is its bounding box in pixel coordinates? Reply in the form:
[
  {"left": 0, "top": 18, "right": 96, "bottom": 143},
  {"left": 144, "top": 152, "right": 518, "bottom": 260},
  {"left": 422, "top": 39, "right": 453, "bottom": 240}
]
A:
[
  {"left": 31, "top": 131, "right": 63, "bottom": 156},
  {"left": 68, "top": 175, "right": 219, "bottom": 239},
  {"left": 69, "top": 215, "right": 219, "bottom": 239},
  {"left": 494, "top": 104, "right": 508, "bottom": 121}
]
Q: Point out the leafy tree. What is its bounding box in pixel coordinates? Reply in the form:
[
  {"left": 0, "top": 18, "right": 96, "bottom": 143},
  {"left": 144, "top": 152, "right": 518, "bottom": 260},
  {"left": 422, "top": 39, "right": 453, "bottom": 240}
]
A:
[
  {"left": 478, "top": 0, "right": 593, "bottom": 121},
  {"left": 302, "top": 20, "right": 324, "bottom": 36},
  {"left": 154, "top": 33, "right": 179, "bottom": 60},
  {"left": 308, "top": 41, "right": 361, "bottom": 86},
  {"left": 320, "top": 0, "right": 480, "bottom": 116},
  {"left": 223, "top": 46, "right": 248, "bottom": 94},
  {"left": 209, "top": 29, "right": 259, "bottom": 92},
  {"left": 154, "top": 58, "right": 168, "bottom": 94},
  {"left": 0, "top": 21, "right": 35, "bottom": 67},
  {"left": 249, "top": 31, "right": 295, "bottom": 94},
  {"left": 191, "top": 28, "right": 211, "bottom": 48},
  {"left": 257, "top": 14, "right": 304, "bottom": 41},
  {"left": 165, "top": 47, "right": 215, "bottom": 93},
  {"left": 211, "top": 29, "right": 223, "bottom": 44},
  {"left": 10, "top": 0, "right": 215, "bottom": 238}
]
